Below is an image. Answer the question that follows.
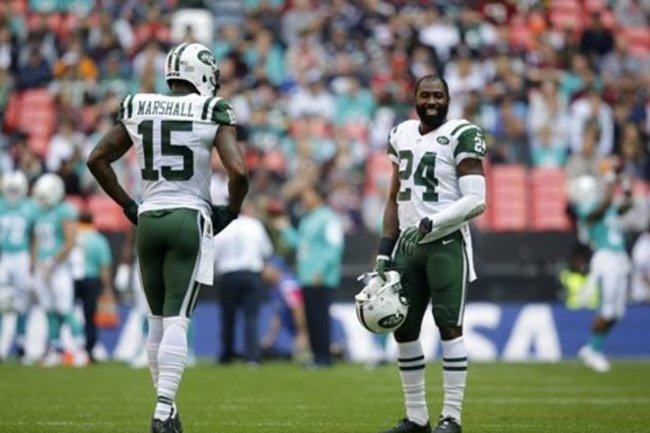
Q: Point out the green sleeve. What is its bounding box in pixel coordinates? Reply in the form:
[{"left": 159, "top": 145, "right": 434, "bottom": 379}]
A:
[
  {"left": 116, "top": 94, "right": 134, "bottom": 122},
  {"left": 210, "top": 98, "right": 236, "bottom": 126},
  {"left": 453, "top": 126, "right": 487, "bottom": 161}
]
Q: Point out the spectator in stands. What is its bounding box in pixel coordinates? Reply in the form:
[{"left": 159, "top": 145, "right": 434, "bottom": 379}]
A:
[
  {"left": 46, "top": 118, "right": 86, "bottom": 173},
  {"left": 565, "top": 119, "right": 603, "bottom": 180},
  {"left": 132, "top": 39, "right": 166, "bottom": 93},
  {"left": 285, "top": 29, "right": 327, "bottom": 81},
  {"left": 244, "top": 28, "right": 286, "bottom": 86},
  {"left": 579, "top": 12, "right": 615, "bottom": 64},
  {"left": 288, "top": 69, "right": 335, "bottom": 120},
  {"left": 618, "top": 122, "right": 650, "bottom": 181},
  {"left": 527, "top": 78, "right": 570, "bottom": 167},
  {"left": 445, "top": 46, "right": 485, "bottom": 119},
  {"left": 16, "top": 48, "right": 52, "bottom": 90},
  {"left": 280, "top": 0, "right": 320, "bottom": 46},
  {"left": 418, "top": 7, "right": 460, "bottom": 64},
  {"left": 601, "top": 36, "right": 645, "bottom": 88},
  {"left": 11, "top": 132, "right": 44, "bottom": 184},
  {"left": 486, "top": 95, "right": 529, "bottom": 165},
  {"left": 569, "top": 88, "right": 614, "bottom": 156},
  {"left": 613, "top": 0, "right": 649, "bottom": 27}
]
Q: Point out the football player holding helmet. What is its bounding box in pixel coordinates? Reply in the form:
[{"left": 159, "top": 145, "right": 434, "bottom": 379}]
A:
[{"left": 355, "top": 270, "right": 408, "bottom": 334}]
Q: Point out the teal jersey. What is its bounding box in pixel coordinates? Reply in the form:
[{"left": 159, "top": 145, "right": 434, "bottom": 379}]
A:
[
  {"left": 79, "top": 229, "right": 112, "bottom": 278},
  {"left": 33, "top": 202, "right": 78, "bottom": 261},
  {"left": 282, "top": 206, "right": 344, "bottom": 288},
  {"left": 576, "top": 201, "right": 626, "bottom": 252},
  {"left": 0, "top": 198, "right": 35, "bottom": 253}
]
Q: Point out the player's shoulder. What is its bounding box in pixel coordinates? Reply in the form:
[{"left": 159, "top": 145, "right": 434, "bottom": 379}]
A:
[
  {"left": 57, "top": 201, "right": 78, "bottom": 218},
  {"left": 390, "top": 119, "right": 419, "bottom": 138},
  {"left": 388, "top": 119, "right": 419, "bottom": 148},
  {"left": 442, "top": 118, "right": 484, "bottom": 139},
  {"left": 198, "top": 96, "right": 236, "bottom": 126}
]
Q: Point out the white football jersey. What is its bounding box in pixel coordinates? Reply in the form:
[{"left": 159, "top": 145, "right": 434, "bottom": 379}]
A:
[
  {"left": 118, "top": 93, "right": 236, "bottom": 214},
  {"left": 388, "top": 118, "right": 486, "bottom": 242}
]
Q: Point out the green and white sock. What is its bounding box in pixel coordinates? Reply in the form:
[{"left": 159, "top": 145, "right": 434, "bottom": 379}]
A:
[
  {"left": 398, "top": 340, "right": 428, "bottom": 426},
  {"left": 441, "top": 336, "right": 467, "bottom": 423}
]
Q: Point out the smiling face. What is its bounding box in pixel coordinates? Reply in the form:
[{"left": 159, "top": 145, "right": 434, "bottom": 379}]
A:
[{"left": 414, "top": 77, "right": 450, "bottom": 130}]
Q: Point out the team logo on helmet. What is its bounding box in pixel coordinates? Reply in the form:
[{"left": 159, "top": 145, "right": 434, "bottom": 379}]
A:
[{"left": 197, "top": 50, "right": 216, "bottom": 67}]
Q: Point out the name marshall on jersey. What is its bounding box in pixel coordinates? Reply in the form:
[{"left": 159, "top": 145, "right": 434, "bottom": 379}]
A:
[
  {"left": 136, "top": 100, "right": 194, "bottom": 117},
  {"left": 117, "top": 93, "right": 236, "bottom": 125}
]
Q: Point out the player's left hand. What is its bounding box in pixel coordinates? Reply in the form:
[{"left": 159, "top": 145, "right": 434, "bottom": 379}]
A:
[
  {"left": 211, "top": 205, "right": 238, "bottom": 235},
  {"left": 123, "top": 201, "right": 139, "bottom": 226},
  {"left": 396, "top": 217, "right": 432, "bottom": 256}
]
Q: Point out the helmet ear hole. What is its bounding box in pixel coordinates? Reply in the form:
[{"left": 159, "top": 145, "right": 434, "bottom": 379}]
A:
[{"left": 202, "top": 75, "right": 207, "bottom": 82}]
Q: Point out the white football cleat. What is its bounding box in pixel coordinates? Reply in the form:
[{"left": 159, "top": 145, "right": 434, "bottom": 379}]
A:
[
  {"left": 578, "top": 345, "right": 611, "bottom": 373},
  {"left": 41, "top": 349, "right": 62, "bottom": 367}
]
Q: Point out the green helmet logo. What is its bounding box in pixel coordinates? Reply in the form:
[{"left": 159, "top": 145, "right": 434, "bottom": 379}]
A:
[{"left": 197, "top": 50, "right": 216, "bottom": 67}]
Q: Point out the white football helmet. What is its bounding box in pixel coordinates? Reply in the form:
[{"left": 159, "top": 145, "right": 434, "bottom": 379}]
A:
[
  {"left": 32, "top": 173, "right": 65, "bottom": 209},
  {"left": 164, "top": 42, "right": 220, "bottom": 96},
  {"left": 2, "top": 171, "right": 28, "bottom": 204},
  {"left": 355, "top": 270, "right": 408, "bottom": 334},
  {"left": 567, "top": 175, "right": 599, "bottom": 206}
]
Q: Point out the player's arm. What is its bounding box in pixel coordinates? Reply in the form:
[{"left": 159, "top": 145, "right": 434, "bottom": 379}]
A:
[
  {"left": 426, "top": 157, "right": 486, "bottom": 230},
  {"left": 87, "top": 123, "right": 137, "bottom": 212},
  {"left": 214, "top": 124, "right": 249, "bottom": 215},
  {"left": 584, "top": 180, "right": 615, "bottom": 224},
  {"left": 53, "top": 218, "right": 77, "bottom": 264},
  {"left": 374, "top": 162, "right": 401, "bottom": 278}
]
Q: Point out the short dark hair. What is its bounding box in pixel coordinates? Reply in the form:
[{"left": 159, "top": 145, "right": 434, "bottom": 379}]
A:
[{"left": 414, "top": 75, "right": 449, "bottom": 97}]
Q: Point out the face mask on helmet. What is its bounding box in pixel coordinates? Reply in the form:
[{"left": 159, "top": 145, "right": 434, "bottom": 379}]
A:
[
  {"left": 32, "top": 173, "right": 65, "bottom": 209},
  {"left": 164, "top": 43, "right": 220, "bottom": 96},
  {"left": 355, "top": 270, "right": 409, "bottom": 334},
  {"left": 1, "top": 171, "right": 28, "bottom": 204}
]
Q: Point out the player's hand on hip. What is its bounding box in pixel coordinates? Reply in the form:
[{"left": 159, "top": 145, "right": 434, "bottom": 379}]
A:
[
  {"left": 123, "top": 201, "right": 139, "bottom": 226},
  {"left": 211, "top": 205, "right": 238, "bottom": 235}
]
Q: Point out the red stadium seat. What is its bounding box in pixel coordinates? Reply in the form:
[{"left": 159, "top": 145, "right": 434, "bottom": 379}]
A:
[
  {"left": 65, "top": 195, "right": 87, "bottom": 213},
  {"left": 87, "top": 195, "right": 131, "bottom": 232},
  {"left": 490, "top": 165, "right": 528, "bottom": 231},
  {"left": 529, "top": 168, "right": 571, "bottom": 231}
]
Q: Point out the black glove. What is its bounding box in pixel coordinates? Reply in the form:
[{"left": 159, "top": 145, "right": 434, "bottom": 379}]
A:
[
  {"left": 211, "top": 205, "right": 238, "bottom": 235},
  {"left": 123, "top": 201, "right": 139, "bottom": 226}
]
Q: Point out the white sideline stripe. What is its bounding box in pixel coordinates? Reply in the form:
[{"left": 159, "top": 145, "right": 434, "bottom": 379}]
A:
[{"left": 470, "top": 397, "right": 650, "bottom": 404}]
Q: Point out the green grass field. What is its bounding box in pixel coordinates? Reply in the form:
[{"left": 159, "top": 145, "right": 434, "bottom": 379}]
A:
[{"left": 1, "top": 360, "right": 649, "bottom": 433}]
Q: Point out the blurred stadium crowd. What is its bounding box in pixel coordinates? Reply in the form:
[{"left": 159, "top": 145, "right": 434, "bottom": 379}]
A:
[{"left": 1, "top": 0, "right": 650, "bottom": 234}]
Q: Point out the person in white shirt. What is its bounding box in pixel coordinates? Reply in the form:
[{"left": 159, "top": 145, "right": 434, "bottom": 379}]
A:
[{"left": 213, "top": 202, "right": 273, "bottom": 365}]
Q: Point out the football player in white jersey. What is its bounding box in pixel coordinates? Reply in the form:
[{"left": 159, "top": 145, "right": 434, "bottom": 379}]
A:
[
  {"left": 87, "top": 42, "right": 249, "bottom": 433},
  {"left": 31, "top": 173, "right": 87, "bottom": 367},
  {"left": 375, "top": 75, "right": 486, "bottom": 433},
  {"left": 0, "top": 171, "right": 34, "bottom": 360}
]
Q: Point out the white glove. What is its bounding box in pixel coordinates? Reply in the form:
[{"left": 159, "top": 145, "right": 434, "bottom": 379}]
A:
[{"left": 114, "top": 264, "right": 132, "bottom": 292}]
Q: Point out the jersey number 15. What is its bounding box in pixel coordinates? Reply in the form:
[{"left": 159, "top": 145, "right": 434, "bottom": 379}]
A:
[{"left": 138, "top": 120, "right": 194, "bottom": 181}]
